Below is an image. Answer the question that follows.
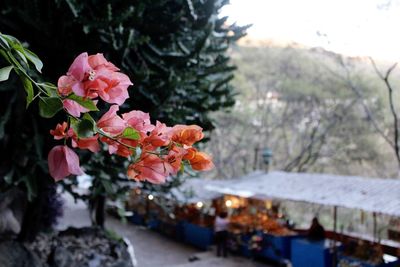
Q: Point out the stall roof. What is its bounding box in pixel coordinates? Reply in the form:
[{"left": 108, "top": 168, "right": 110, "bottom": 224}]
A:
[
  {"left": 205, "top": 171, "right": 400, "bottom": 217},
  {"left": 170, "top": 178, "right": 223, "bottom": 203}
]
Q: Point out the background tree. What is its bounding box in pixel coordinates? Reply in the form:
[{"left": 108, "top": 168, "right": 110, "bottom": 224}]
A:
[
  {"left": 207, "top": 43, "right": 398, "bottom": 178},
  {"left": 0, "top": 0, "right": 247, "bottom": 233}
]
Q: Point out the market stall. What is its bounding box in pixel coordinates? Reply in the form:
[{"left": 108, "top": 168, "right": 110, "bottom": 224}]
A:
[
  {"left": 206, "top": 171, "right": 400, "bottom": 267},
  {"left": 211, "top": 193, "right": 301, "bottom": 262}
]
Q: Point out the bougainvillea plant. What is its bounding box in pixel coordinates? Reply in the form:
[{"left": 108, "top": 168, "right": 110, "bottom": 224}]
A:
[{"left": 0, "top": 33, "right": 214, "bottom": 185}]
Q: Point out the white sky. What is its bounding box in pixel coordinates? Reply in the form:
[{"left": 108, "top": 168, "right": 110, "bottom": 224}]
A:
[{"left": 221, "top": 0, "right": 400, "bottom": 61}]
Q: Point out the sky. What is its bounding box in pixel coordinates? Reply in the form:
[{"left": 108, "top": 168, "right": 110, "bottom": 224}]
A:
[{"left": 221, "top": 0, "right": 400, "bottom": 61}]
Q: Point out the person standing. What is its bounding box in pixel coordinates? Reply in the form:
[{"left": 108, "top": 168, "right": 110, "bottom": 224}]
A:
[
  {"left": 214, "top": 211, "right": 230, "bottom": 257},
  {"left": 307, "top": 217, "right": 326, "bottom": 241}
]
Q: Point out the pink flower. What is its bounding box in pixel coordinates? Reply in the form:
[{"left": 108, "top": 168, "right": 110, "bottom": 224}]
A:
[
  {"left": 96, "top": 105, "right": 126, "bottom": 136},
  {"left": 62, "top": 99, "right": 90, "bottom": 117},
  {"left": 164, "top": 145, "right": 186, "bottom": 175},
  {"left": 96, "top": 69, "right": 132, "bottom": 105},
  {"left": 142, "top": 121, "right": 171, "bottom": 150},
  {"left": 57, "top": 75, "right": 76, "bottom": 96},
  {"left": 71, "top": 134, "right": 100, "bottom": 153},
  {"left": 122, "top": 110, "right": 155, "bottom": 133},
  {"left": 48, "top": 145, "right": 84, "bottom": 181},
  {"left": 57, "top": 52, "right": 133, "bottom": 105},
  {"left": 67, "top": 52, "right": 91, "bottom": 81},
  {"left": 88, "top": 53, "right": 119, "bottom": 71},
  {"left": 127, "top": 153, "right": 168, "bottom": 184}
]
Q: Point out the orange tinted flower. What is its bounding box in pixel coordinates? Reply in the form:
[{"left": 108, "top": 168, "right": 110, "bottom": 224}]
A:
[
  {"left": 50, "top": 122, "right": 69, "bottom": 140},
  {"left": 71, "top": 134, "right": 100, "bottom": 153},
  {"left": 189, "top": 152, "right": 214, "bottom": 171},
  {"left": 171, "top": 125, "right": 204, "bottom": 146},
  {"left": 183, "top": 147, "right": 197, "bottom": 161},
  {"left": 127, "top": 153, "right": 168, "bottom": 184},
  {"left": 142, "top": 121, "right": 171, "bottom": 150},
  {"left": 165, "top": 146, "right": 186, "bottom": 175}
]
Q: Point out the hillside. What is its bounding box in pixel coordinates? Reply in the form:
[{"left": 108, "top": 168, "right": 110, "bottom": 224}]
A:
[{"left": 206, "top": 42, "right": 400, "bottom": 179}]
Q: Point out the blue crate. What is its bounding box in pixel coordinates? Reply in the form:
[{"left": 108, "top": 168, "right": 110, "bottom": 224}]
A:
[
  {"left": 183, "top": 222, "right": 214, "bottom": 250},
  {"left": 291, "top": 238, "right": 334, "bottom": 267},
  {"left": 260, "top": 233, "right": 301, "bottom": 262}
]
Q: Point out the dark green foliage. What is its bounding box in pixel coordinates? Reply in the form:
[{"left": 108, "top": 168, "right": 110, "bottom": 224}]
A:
[
  {"left": 0, "top": 0, "right": 247, "bottom": 233},
  {"left": 0, "top": 0, "right": 248, "bottom": 130}
]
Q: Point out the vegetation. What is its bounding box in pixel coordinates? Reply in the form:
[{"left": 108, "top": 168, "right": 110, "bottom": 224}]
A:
[
  {"left": 207, "top": 41, "right": 400, "bottom": 178},
  {"left": 0, "top": 0, "right": 247, "bottom": 238}
]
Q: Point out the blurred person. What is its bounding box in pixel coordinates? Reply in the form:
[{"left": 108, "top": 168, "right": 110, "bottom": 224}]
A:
[
  {"left": 214, "top": 211, "right": 229, "bottom": 257},
  {"left": 307, "top": 217, "right": 325, "bottom": 241}
]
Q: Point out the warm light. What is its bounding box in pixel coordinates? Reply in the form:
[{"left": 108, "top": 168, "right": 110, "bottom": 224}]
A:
[
  {"left": 148, "top": 194, "right": 154, "bottom": 200},
  {"left": 196, "top": 202, "right": 204, "bottom": 208},
  {"left": 266, "top": 200, "right": 272, "bottom": 209},
  {"left": 135, "top": 188, "right": 141, "bottom": 195},
  {"left": 225, "top": 200, "right": 232, "bottom": 207}
]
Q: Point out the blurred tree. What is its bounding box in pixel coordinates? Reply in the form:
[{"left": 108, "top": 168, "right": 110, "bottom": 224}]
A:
[{"left": 0, "top": 0, "right": 247, "bottom": 232}]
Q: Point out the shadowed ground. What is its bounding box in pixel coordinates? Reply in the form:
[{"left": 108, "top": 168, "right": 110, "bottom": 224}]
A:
[{"left": 58, "top": 193, "right": 272, "bottom": 267}]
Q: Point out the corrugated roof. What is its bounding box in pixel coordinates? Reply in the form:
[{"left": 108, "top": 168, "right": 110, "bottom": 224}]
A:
[{"left": 207, "top": 171, "right": 400, "bottom": 217}]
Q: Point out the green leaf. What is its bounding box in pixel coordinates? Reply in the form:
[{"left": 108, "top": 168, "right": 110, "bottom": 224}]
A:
[
  {"left": 120, "top": 127, "right": 140, "bottom": 140},
  {"left": 71, "top": 116, "right": 95, "bottom": 138},
  {"left": 20, "top": 76, "right": 34, "bottom": 108},
  {"left": 15, "top": 50, "right": 28, "bottom": 65},
  {"left": 0, "top": 34, "right": 10, "bottom": 49},
  {"left": 23, "top": 48, "right": 43, "bottom": 73},
  {"left": 67, "top": 94, "right": 99, "bottom": 111},
  {"left": 4, "top": 169, "right": 14, "bottom": 184},
  {"left": 39, "top": 82, "right": 58, "bottom": 96},
  {"left": 39, "top": 97, "right": 63, "bottom": 118},
  {"left": 0, "top": 66, "right": 13, "bottom": 82}
]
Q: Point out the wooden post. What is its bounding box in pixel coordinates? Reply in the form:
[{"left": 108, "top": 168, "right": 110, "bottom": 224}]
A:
[
  {"left": 373, "top": 212, "right": 377, "bottom": 242},
  {"left": 332, "top": 206, "right": 338, "bottom": 267}
]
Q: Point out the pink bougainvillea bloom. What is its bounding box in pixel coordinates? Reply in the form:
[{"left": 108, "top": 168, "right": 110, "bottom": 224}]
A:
[
  {"left": 88, "top": 53, "right": 119, "bottom": 71},
  {"left": 171, "top": 125, "right": 204, "bottom": 146},
  {"left": 50, "top": 122, "right": 69, "bottom": 140},
  {"left": 122, "top": 110, "right": 155, "bottom": 133},
  {"left": 96, "top": 70, "right": 132, "bottom": 105},
  {"left": 142, "top": 121, "right": 171, "bottom": 149},
  {"left": 57, "top": 75, "right": 76, "bottom": 96},
  {"left": 48, "top": 145, "right": 84, "bottom": 181},
  {"left": 164, "top": 145, "right": 186, "bottom": 175},
  {"left": 58, "top": 52, "right": 133, "bottom": 105},
  {"left": 67, "top": 52, "right": 91, "bottom": 81},
  {"left": 127, "top": 153, "right": 168, "bottom": 184},
  {"left": 96, "top": 105, "right": 126, "bottom": 136},
  {"left": 62, "top": 99, "right": 90, "bottom": 117},
  {"left": 71, "top": 134, "right": 100, "bottom": 153}
]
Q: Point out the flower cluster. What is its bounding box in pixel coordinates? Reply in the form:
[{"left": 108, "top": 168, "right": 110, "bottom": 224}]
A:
[{"left": 48, "top": 53, "right": 214, "bottom": 183}]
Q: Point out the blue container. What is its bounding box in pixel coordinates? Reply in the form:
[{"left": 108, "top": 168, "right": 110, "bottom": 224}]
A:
[
  {"left": 147, "top": 218, "right": 160, "bottom": 230},
  {"left": 129, "top": 213, "right": 144, "bottom": 225},
  {"left": 260, "top": 233, "right": 300, "bottom": 262},
  {"left": 183, "top": 222, "right": 214, "bottom": 250},
  {"left": 240, "top": 234, "right": 253, "bottom": 258},
  {"left": 291, "top": 238, "right": 334, "bottom": 267},
  {"left": 337, "top": 254, "right": 400, "bottom": 267}
]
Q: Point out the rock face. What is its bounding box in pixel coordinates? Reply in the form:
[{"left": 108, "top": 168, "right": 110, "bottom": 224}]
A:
[
  {"left": 0, "top": 189, "right": 26, "bottom": 235},
  {"left": 0, "top": 240, "right": 43, "bottom": 267},
  {"left": 26, "top": 227, "right": 134, "bottom": 267}
]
